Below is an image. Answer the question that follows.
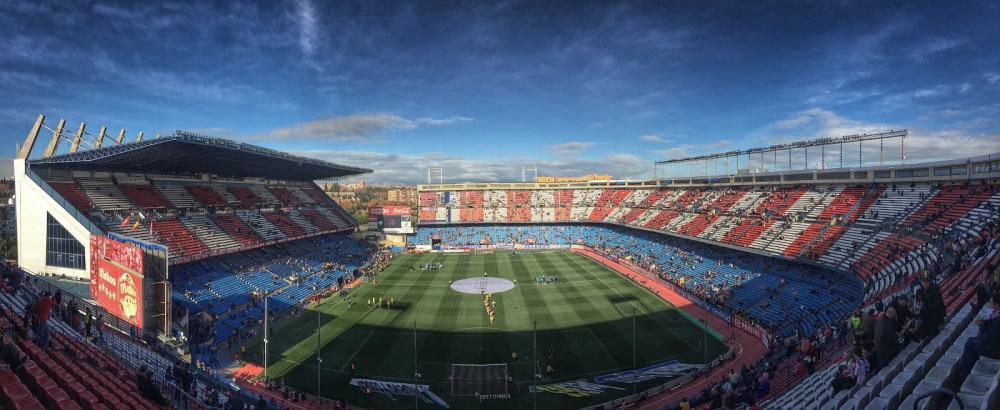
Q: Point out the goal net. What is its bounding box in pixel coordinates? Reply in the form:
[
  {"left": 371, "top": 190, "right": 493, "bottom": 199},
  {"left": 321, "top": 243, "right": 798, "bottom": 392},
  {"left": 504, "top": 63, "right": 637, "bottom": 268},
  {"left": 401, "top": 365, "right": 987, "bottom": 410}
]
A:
[{"left": 450, "top": 363, "right": 509, "bottom": 397}]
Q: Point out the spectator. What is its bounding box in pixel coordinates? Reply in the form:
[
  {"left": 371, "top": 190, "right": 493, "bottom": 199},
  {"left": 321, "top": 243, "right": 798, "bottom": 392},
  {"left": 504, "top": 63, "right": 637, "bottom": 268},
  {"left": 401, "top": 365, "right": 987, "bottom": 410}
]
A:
[
  {"left": 888, "top": 295, "right": 912, "bottom": 333},
  {"left": 860, "top": 308, "right": 876, "bottom": 338},
  {"left": 874, "top": 307, "right": 899, "bottom": 372},
  {"left": 958, "top": 292, "right": 1000, "bottom": 377},
  {"left": 34, "top": 291, "right": 59, "bottom": 349},
  {"left": 1, "top": 324, "right": 28, "bottom": 371},
  {"left": 831, "top": 347, "right": 868, "bottom": 393},
  {"left": 920, "top": 278, "right": 946, "bottom": 338},
  {"left": 137, "top": 365, "right": 167, "bottom": 405}
]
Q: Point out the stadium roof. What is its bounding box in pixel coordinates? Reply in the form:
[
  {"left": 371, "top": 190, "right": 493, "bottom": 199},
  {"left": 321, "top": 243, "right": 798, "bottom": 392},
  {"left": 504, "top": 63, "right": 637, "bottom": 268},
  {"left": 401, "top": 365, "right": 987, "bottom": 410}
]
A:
[{"left": 28, "top": 131, "right": 373, "bottom": 180}]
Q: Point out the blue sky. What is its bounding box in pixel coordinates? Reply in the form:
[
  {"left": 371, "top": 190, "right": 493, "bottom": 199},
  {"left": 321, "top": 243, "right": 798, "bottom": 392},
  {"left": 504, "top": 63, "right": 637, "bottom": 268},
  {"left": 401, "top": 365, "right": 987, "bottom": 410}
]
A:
[{"left": 2, "top": 1, "right": 999, "bottom": 184}]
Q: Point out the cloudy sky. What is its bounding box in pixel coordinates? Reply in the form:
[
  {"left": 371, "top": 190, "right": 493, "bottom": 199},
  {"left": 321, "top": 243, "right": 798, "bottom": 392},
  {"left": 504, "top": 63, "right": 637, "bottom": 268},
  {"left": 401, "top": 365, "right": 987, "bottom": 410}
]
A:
[{"left": 2, "top": 1, "right": 999, "bottom": 184}]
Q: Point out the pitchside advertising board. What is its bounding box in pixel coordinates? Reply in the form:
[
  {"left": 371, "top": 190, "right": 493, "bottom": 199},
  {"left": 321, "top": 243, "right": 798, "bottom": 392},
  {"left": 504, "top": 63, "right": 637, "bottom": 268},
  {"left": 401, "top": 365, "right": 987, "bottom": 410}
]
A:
[
  {"left": 368, "top": 206, "right": 413, "bottom": 234},
  {"left": 89, "top": 235, "right": 144, "bottom": 328}
]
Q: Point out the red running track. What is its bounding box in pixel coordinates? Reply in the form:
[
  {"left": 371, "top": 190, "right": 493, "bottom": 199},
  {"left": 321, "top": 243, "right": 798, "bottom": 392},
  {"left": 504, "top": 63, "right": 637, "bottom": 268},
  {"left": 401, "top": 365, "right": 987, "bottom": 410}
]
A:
[{"left": 571, "top": 248, "right": 769, "bottom": 410}]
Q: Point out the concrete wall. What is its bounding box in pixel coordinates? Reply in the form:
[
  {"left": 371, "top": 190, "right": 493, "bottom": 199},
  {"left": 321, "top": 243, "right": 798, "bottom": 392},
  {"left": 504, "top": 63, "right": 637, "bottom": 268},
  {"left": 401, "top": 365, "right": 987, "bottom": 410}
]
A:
[{"left": 15, "top": 159, "right": 93, "bottom": 280}]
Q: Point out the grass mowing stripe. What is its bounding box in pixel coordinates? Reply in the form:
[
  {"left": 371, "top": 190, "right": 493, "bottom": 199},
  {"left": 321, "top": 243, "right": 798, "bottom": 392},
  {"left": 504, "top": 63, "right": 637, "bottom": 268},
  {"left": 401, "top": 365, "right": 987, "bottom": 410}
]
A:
[{"left": 560, "top": 251, "right": 699, "bottom": 351}]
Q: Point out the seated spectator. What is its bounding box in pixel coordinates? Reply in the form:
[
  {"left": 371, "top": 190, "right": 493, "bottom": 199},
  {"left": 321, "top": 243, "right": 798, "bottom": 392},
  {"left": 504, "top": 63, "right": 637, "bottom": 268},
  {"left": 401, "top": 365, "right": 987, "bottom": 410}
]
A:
[
  {"left": 831, "top": 347, "right": 868, "bottom": 393},
  {"left": 1, "top": 321, "right": 28, "bottom": 371},
  {"left": 959, "top": 292, "right": 1000, "bottom": 377},
  {"left": 137, "top": 365, "right": 167, "bottom": 405}
]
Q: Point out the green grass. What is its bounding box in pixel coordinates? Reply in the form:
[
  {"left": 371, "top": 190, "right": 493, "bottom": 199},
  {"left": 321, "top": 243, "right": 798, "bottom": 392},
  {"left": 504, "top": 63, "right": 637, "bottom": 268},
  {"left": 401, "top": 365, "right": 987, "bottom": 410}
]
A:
[{"left": 250, "top": 251, "right": 728, "bottom": 409}]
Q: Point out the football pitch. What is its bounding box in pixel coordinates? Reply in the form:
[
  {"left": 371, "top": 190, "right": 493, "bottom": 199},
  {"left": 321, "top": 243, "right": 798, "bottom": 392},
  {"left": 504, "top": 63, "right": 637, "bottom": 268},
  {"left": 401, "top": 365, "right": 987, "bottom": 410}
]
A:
[{"left": 252, "top": 251, "right": 729, "bottom": 409}]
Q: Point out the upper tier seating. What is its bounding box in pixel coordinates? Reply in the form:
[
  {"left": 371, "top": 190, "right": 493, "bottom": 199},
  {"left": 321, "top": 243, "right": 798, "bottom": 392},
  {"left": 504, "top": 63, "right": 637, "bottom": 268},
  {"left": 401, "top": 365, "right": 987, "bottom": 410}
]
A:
[
  {"left": 226, "top": 187, "right": 266, "bottom": 206},
  {"left": 266, "top": 187, "right": 300, "bottom": 206},
  {"left": 263, "top": 212, "right": 308, "bottom": 237},
  {"left": 209, "top": 214, "right": 264, "bottom": 246},
  {"left": 291, "top": 187, "right": 318, "bottom": 204},
  {"left": 46, "top": 181, "right": 95, "bottom": 213},
  {"left": 186, "top": 185, "right": 227, "bottom": 207},
  {"left": 248, "top": 186, "right": 281, "bottom": 206},
  {"left": 182, "top": 216, "right": 240, "bottom": 251},
  {"left": 151, "top": 219, "right": 210, "bottom": 258},
  {"left": 238, "top": 213, "right": 285, "bottom": 241},
  {"left": 78, "top": 179, "right": 133, "bottom": 211},
  {"left": 118, "top": 182, "right": 172, "bottom": 209},
  {"left": 212, "top": 185, "right": 240, "bottom": 204},
  {"left": 297, "top": 209, "right": 338, "bottom": 231},
  {"left": 287, "top": 210, "right": 320, "bottom": 234},
  {"left": 155, "top": 184, "right": 202, "bottom": 208}
]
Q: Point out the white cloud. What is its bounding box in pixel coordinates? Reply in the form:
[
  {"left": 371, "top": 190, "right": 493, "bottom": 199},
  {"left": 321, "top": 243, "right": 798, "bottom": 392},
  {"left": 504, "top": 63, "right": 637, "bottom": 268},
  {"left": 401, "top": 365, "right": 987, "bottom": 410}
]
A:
[
  {"left": 638, "top": 134, "right": 665, "bottom": 142},
  {"left": 985, "top": 72, "right": 1000, "bottom": 85},
  {"left": 701, "top": 139, "right": 732, "bottom": 151},
  {"left": 296, "top": 150, "right": 652, "bottom": 185},
  {"left": 253, "top": 113, "right": 473, "bottom": 142},
  {"left": 775, "top": 114, "right": 813, "bottom": 130},
  {"left": 909, "top": 37, "right": 964, "bottom": 62},
  {"left": 653, "top": 145, "right": 694, "bottom": 160},
  {"left": 913, "top": 85, "right": 951, "bottom": 99},
  {"left": 415, "top": 116, "right": 474, "bottom": 126},
  {"left": 293, "top": 0, "right": 318, "bottom": 56},
  {"left": 546, "top": 141, "right": 595, "bottom": 156}
]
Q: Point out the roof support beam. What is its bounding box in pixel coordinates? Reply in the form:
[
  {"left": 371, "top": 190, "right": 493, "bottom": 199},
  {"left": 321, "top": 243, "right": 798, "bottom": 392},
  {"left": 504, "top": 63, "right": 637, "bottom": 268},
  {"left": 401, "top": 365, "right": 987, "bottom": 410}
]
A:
[
  {"left": 42, "top": 118, "right": 66, "bottom": 158},
  {"left": 94, "top": 126, "right": 107, "bottom": 148},
  {"left": 16, "top": 114, "right": 45, "bottom": 160},
  {"left": 115, "top": 128, "right": 126, "bottom": 145},
  {"left": 69, "top": 122, "right": 86, "bottom": 153},
  {"left": 136, "top": 131, "right": 144, "bottom": 142}
]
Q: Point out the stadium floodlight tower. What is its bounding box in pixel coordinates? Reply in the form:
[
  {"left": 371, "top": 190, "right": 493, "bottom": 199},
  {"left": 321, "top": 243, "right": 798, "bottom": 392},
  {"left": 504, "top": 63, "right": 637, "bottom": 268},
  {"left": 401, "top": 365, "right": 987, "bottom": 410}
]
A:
[
  {"left": 427, "top": 167, "right": 443, "bottom": 184},
  {"left": 522, "top": 165, "right": 537, "bottom": 182}
]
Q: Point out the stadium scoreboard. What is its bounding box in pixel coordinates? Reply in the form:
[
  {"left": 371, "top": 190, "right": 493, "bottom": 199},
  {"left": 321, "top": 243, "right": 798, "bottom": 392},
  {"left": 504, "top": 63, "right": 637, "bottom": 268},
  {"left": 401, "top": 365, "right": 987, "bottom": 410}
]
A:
[
  {"left": 89, "top": 234, "right": 170, "bottom": 335},
  {"left": 368, "top": 206, "right": 413, "bottom": 234}
]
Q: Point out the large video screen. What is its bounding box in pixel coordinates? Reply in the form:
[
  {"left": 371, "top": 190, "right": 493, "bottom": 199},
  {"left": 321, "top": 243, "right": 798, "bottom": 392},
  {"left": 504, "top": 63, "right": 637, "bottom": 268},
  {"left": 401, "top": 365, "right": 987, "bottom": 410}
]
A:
[
  {"left": 368, "top": 206, "right": 413, "bottom": 234},
  {"left": 89, "top": 235, "right": 144, "bottom": 328}
]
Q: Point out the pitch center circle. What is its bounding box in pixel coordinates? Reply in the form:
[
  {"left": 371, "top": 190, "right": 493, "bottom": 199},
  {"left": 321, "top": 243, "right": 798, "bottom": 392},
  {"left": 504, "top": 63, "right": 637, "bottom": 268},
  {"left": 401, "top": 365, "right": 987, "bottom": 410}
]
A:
[{"left": 450, "top": 277, "right": 515, "bottom": 294}]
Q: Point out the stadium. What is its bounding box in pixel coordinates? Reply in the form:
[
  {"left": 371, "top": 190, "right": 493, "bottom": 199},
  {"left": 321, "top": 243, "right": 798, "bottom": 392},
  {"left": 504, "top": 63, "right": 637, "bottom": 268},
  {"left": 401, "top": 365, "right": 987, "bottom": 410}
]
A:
[
  {"left": 0, "top": 111, "right": 997, "bottom": 410},
  {"left": 3, "top": 3, "right": 1000, "bottom": 410}
]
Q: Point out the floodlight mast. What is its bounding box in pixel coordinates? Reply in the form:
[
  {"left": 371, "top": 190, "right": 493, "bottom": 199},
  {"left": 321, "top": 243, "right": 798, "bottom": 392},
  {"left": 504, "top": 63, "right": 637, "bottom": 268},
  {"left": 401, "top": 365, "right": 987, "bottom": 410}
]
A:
[
  {"left": 427, "top": 167, "right": 443, "bottom": 184},
  {"left": 522, "top": 166, "right": 537, "bottom": 182}
]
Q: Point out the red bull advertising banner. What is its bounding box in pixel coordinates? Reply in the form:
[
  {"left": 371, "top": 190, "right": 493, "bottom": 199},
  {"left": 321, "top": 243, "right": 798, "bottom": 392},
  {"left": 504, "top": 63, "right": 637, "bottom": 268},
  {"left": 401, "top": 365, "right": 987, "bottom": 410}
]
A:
[{"left": 90, "top": 235, "right": 144, "bottom": 328}]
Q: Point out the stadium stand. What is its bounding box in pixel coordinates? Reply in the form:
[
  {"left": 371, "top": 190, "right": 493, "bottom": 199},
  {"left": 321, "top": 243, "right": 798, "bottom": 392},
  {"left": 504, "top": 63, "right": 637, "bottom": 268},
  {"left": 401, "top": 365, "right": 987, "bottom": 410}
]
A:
[
  {"left": 118, "top": 182, "right": 172, "bottom": 209},
  {"left": 186, "top": 185, "right": 227, "bottom": 207},
  {"left": 416, "top": 168, "right": 1000, "bottom": 408},
  {"left": 46, "top": 181, "right": 96, "bottom": 213},
  {"left": 154, "top": 184, "right": 202, "bottom": 209},
  {"left": 208, "top": 214, "right": 263, "bottom": 246},
  {"left": 78, "top": 178, "right": 135, "bottom": 211}
]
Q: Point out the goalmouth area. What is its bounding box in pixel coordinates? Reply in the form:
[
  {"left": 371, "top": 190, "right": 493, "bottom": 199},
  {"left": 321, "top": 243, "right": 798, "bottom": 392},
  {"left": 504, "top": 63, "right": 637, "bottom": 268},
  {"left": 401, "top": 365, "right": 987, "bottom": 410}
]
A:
[{"left": 251, "top": 250, "right": 733, "bottom": 409}]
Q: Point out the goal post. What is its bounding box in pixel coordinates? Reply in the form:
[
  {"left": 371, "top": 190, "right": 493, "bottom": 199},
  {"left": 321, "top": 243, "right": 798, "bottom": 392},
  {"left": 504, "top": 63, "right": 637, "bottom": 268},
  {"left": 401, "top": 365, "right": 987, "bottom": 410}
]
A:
[{"left": 450, "top": 363, "right": 509, "bottom": 397}]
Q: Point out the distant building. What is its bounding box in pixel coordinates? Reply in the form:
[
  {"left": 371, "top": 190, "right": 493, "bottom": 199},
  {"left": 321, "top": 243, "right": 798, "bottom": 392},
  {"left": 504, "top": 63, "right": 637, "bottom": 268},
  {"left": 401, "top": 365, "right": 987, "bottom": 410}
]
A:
[
  {"left": 340, "top": 180, "right": 366, "bottom": 190},
  {"left": 328, "top": 191, "right": 356, "bottom": 202},
  {"left": 535, "top": 173, "right": 613, "bottom": 183},
  {"left": 0, "top": 202, "right": 14, "bottom": 241},
  {"left": 387, "top": 188, "right": 417, "bottom": 203}
]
